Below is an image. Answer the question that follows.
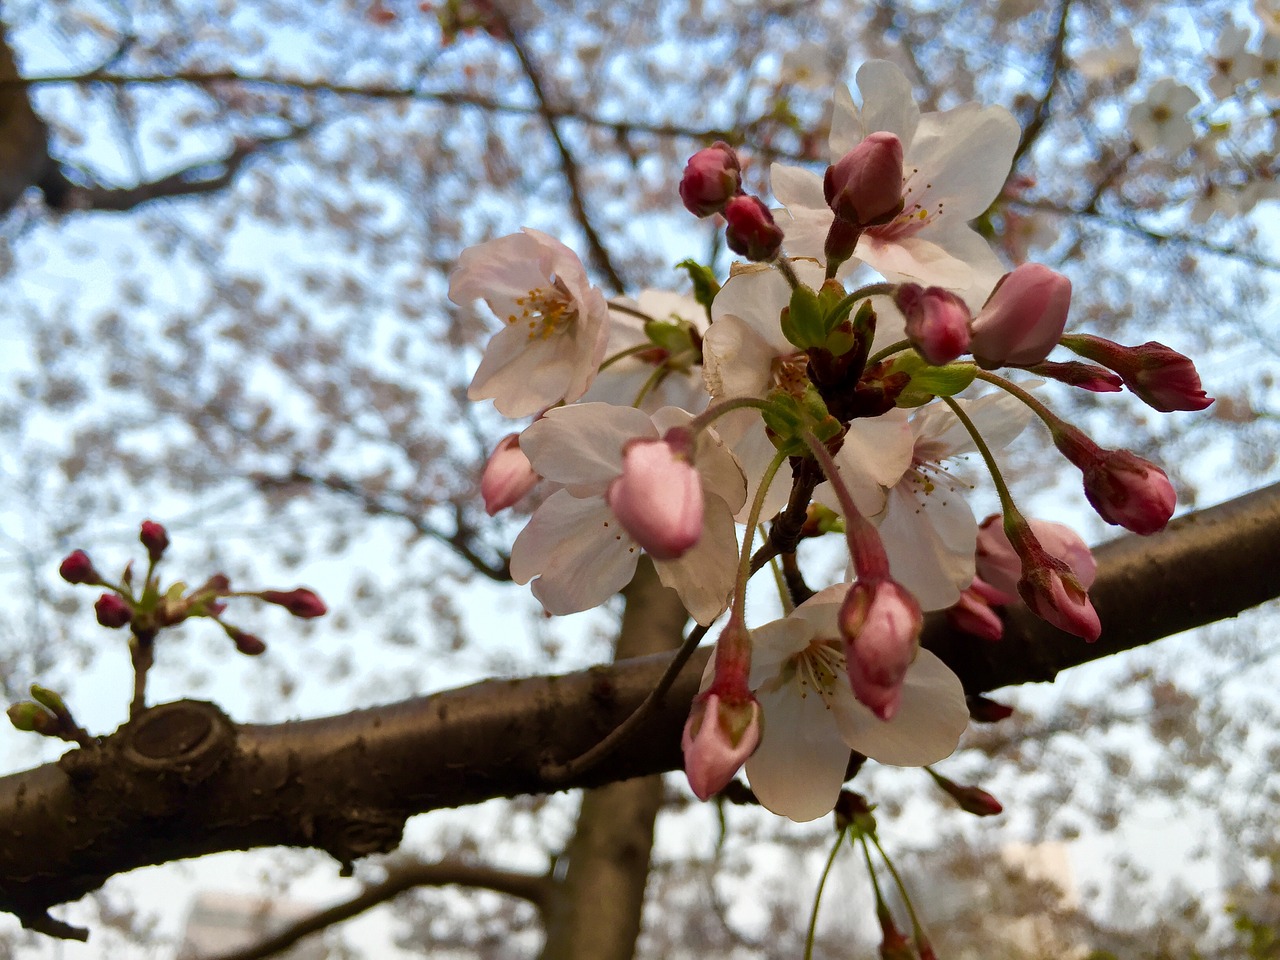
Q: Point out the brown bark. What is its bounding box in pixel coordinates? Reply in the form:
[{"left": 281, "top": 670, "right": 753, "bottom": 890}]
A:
[
  {"left": 539, "top": 559, "right": 689, "bottom": 960},
  {"left": 0, "top": 483, "right": 1277, "bottom": 938}
]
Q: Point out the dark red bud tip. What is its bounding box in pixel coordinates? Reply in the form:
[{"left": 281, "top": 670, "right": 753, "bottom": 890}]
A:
[
  {"left": 259, "top": 588, "right": 327, "bottom": 619},
  {"left": 679, "top": 142, "right": 743, "bottom": 218},
  {"left": 59, "top": 550, "right": 100, "bottom": 585},
  {"left": 968, "top": 695, "right": 1015, "bottom": 723},
  {"left": 722, "top": 195, "right": 785, "bottom": 262},
  {"left": 94, "top": 593, "right": 133, "bottom": 629},
  {"left": 230, "top": 629, "right": 267, "bottom": 656},
  {"left": 139, "top": 520, "right": 170, "bottom": 563}
]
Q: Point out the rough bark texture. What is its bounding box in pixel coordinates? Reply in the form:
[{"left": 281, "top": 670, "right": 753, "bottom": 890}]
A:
[
  {"left": 1, "top": 483, "right": 1278, "bottom": 934},
  {"left": 539, "top": 559, "right": 688, "bottom": 960}
]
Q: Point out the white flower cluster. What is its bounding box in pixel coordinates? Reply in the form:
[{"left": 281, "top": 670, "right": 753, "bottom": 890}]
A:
[{"left": 451, "top": 61, "right": 1206, "bottom": 821}]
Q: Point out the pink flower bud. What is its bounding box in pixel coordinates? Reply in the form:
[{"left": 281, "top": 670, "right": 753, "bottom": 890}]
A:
[
  {"left": 1061, "top": 334, "right": 1214, "bottom": 412},
  {"left": 895, "top": 283, "right": 971, "bottom": 365},
  {"left": 976, "top": 514, "right": 1096, "bottom": 604},
  {"left": 929, "top": 768, "right": 1003, "bottom": 816},
  {"left": 227, "top": 626, "right": 267, "bottom": 656},
  {"left": 679, "top": 142, "right": 743, "bottom": 218},
  {"left": 839, "top": 580, "right": 922, "bottom": 721},
  {"left": 58, "top": 550, "right": 100, "bottom": 585},
  {"left": 681, "top": 691, "right": 761, "bottom": 800},
  {"left": 94, "top": 593, "right": 133, "bottom": 629},
  {"left": 1053, "top": 431, "right": 1176, "bottom": 535},
  {"left": 139, "top": 520, "right": 170, "bottom": 563},
  {"left": 1024, "top": 359, "right": 1123, "bottom": 393},
  {"left": 969, "top": 263, "right": 1072, "bottom": 367},
  {"left": 258, "top": 588, "right": 327, "bottom": 619},
  {"left": 823, "top": 131, "right": 904, "bottom": 227},
  {"left": 481, "top": 433, "right": 538, "bottom": 515},
  {"left": 946, "top": 583, "right": 1005, "bottom": 642},
  {"left": 1017, "top": 556, "right": 1102, "bottom": 642},
  {"left": 605, "top": 431, "right": 703, "bottom": 560},
  {"left": 723, "top": 194, "right": 784, "bottom": 262}
]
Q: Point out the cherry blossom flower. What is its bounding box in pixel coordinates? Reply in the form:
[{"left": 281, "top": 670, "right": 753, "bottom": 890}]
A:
[
  {"left": 1128, "top": 79, "right": 1199, "bottom": 154},
  {"left": 703, "top": 258, "right": 910, "bottom": 521},
  {"left": 510, "top": 403, "right": 745, "bottom": 623},
  {"left": 449, "top": 229, "right": 610, "bottom": 418},
  {"left": 1074, "top": 34, "right": 1141, "bottom": 83},
  {"left": 745, "top": 585, "right": 968, "bottom": 822},
  {"left": 1208, "top": 22, "right": 1261, "bottom": 99},
  {"left": 822, "top": 391, "right": 1033, "bottom": 611},
  {"left": 771, "top": 60, "right": 1019, "bottom": 298}
]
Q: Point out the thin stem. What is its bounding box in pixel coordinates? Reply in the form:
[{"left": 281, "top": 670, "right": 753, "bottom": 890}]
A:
[
  {"left": 734, "top": 451, "right": 789, "bottom": 616},
  {"left": 687, "top": 395, "right": 778, "bottom": 435},
  {"left": 763, "top": 531, "right": 793, "bottom": 615},
  {"left": 799, "top": 430, "right": 889, "bottom": 580},
  {"left": 803, "top": 827, "right": 847, "bottom": 960},
  {"left": 605, "top": 300, "right": 658, "bottom": 324},
  {"left": 774, "top": 256, "right": 802, "bottom": 290},
  {"left": 870, "top": 832, "right": 929, "bottom": 944},
  {"left": 973, "top": 368, "right": 1060, "bottom": 430},
  {"left": 866, "top": 337, "right": 912, "bottom": 368},
  {"left": 598, "top": 342, "right": 658, "bottom": 372},
  {"left": 939, "top": 395, "right": 1018, "bottom": 517},
  {"left": 539, "top": 623, "right": 710, "bottom": 784},
  {"left": 829, "top": 282, "right": 898, "bottom": 322},
  {"left": 632, "top": 363, "right": 671, "bottom": 407}
]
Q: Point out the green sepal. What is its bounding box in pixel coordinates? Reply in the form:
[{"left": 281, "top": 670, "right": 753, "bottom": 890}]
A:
[
  {"left": 809, "top": 503, "right": 844, "bottom": 534},
  {"left": 675, "top": 259, "right": 721, "bottom": 316},
  {"left": 643, "top": 319, "right": 700, "bottom": 370},
  {"left": 780, "top": 283, "right": 827, "bottom": 351},
  {"left": 760, "top": 386, "right": 841, "bottom": 456},
  {"left": 889, "top": 354, "right": 977, "bottom": 407}
]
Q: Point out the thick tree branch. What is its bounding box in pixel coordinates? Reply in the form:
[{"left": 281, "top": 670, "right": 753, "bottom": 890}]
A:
[{"left": 1, "top": 483, "right": 1277, "bottom": 936}]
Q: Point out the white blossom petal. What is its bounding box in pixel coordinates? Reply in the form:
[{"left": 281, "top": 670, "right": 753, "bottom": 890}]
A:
[
  {"left": 837, "top": 649, "right": 967, "bottom": 765},
  {"left": 520, "top": 403, "right": 656, "bottom": 491},
  {"left": 747, "top": 679, "right": 853, "bottom": 821}
]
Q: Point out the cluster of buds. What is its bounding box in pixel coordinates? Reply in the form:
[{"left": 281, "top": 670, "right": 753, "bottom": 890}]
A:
[
  {"left": 55, "top": 520, "right": 327, "bottom": 658},
  {"left": 679, "top": 142, "right": 785, "bottom": 262}
]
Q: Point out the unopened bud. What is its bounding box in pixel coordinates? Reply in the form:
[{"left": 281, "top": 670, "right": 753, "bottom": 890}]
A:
[
  {"left": 481, "top": 433, "right": 538, "bottom": 515},
  {"left": 945, "top": 583, "right": 1004, "bottom": 642},
  {"left": 58, "top": 550, "right": 100, "bottom": 585},
  {"left": 227, "top": 626, "right": 267, "bottom": 656},
  {"left": 840, "top": 580, "right": 922, "bottom": 721},
  {"left": 928, "top": 768, "right": 1003, "bottom": 816},
  {"left": 1052, "top": 430, "right": 1176, "bottom": 535},
  {"left": 1018, "top": 555, "right": 1102, "bottom": 642},
  {"left": 258, "top": 588, "right": 327, "bottom": 619},
  {"left": 895, "top": 283, "right": 971, "bottom": 365},
  {"left": 1061, "top": 334, "right": 1214, "bottom": 412},
  {"left": 681, "top": 691, "right": 761, "bottom": 800},
  {"left": 824, "top": 131, "right": 904, "bottom": 227},
  {"left": 1024, "top": 359, "right": 1123, "bottom": 393},
  {"left": 976, "top": 514, "right": 1096, "bottom": 604},
  {"left": 679, "top": 142, "right": 743, "bottom": 218},
  {"left": 605, "top": 430, "right": 703, "bottom": 560},
  {"left": 94, "top": 593, "right": 132, "bottom": 629},
  {"left": 8, "top": 701, "right": 57, "bottom": 735},
  {"left": 970, "top": 263, "right": 1071, "bottom": 368},
  {"left": 139, "top": 520, "right": 170, "bottom": 563},
  {"left": 723, "top": 194, "right": 784, "bottom": 262}
]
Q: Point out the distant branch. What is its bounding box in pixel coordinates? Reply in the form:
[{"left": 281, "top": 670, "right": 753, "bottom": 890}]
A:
[
  {"left": 200, "top": 858, "right": 552, "bottom": 960},
  {"left": 250, "top": 468, "right": 511, "bottom": 582},
  {"left": 1011, "top": 0, "right": 1073, "bottom": 170},
  {"left": 0, "top": 483, "right": 1277, "bottom": 936}
]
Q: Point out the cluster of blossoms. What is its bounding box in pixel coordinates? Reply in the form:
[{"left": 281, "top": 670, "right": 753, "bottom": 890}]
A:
[{"left": 453, "top": 61, "right": 1212, "bottom": 823}]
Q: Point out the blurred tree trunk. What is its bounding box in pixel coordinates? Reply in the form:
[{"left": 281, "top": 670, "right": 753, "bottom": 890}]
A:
[
  {"left": 539, "top": 558, "right": 689, "bottom": 960},
  {"left": 0, "top": 26, "right": 58, "bottom": 214}
]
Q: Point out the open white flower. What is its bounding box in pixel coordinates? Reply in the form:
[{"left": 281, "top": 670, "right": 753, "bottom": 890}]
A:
[
  {"left": 745, "top": 585, "right": 968, "bottom": 822},
  {"left": 450, "top": 229, "right": 610, "bottom": 418},
  {"left": 1128, "top": 79, "right": 1199, "bottom": 154},
  {"left": 510, "top": 403, "right": 745, "bottom": 623},
  {"left": 771, "top": 60, "right": 1020, "bottom": 302}
]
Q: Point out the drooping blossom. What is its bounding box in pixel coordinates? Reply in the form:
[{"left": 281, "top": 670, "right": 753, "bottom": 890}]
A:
[
  {"left": 745, "top": 585, "right": 968, "bottom": 821},
  {"left": 1052, "top": 428, "right": 1177, "bottom": 535},
  {"left": 449, "top": 229, "right": 610, "bottom": 418},
  {"left": 723, "top": 195, "right": 785, "bottom": 261},
  {"left": 895, "top": 283, "right": 971, "bottom": 365},
  {"left": 511, "top": 403, "right": 745, "bottom": 624},
  {"left": 771, "top": 60, "right": 1019, "bottom": 299},
  {"left": 682, "top": 691, "right": 761, "bottom": 800},
  {"left": 1060, "top": 334, "right": 1213, "bottom": 412},
  {"left": 975, "top": 513, "right": 1097, "bottom": 605},
  {"left": 839, "top": 578, "right": 923, "bottom": 721}
]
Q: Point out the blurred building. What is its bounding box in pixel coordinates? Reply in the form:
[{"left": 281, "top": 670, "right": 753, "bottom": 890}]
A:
[{"left": 176, "top": 891, "right": 326, "bottom": 960}]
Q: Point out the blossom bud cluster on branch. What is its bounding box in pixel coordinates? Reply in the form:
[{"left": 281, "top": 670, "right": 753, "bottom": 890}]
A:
[{"left": 449, "top": 60, "right": 1213, "bottom": 824}]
